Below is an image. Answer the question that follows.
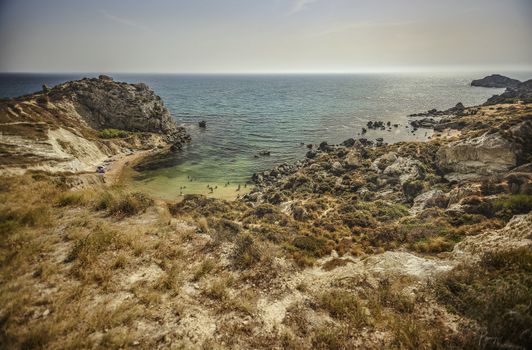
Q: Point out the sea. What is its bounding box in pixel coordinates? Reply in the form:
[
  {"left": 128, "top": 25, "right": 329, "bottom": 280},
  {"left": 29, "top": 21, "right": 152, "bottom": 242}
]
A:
[{"left": 1, "top": 72, "right": 530, "bottom": 199}]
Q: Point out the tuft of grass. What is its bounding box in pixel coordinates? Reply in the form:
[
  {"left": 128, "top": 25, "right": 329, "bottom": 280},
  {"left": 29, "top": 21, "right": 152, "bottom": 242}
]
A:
[
  {"left": 311, "top": 324, "right": 352, "bottom": 350},
  {"left": 223, "top": 289, "right": 257, "bottom": 316},
  {"left": 55, "top": 191, "right": 92, "bottom": 207},
  {"left": 232, "top": 233, "right": 262, "bottom": 269},
  {"left": 205, "top": 277, "right": 230, "bottom": 301},
  {"left": 192, "top": 259, "right": 215, "bottom": 281},
  {"left": 107, "top": 192, "right": 153, "bottom": 217},
  {"left": 112, "top": 253, "right": 129, "bottom": 269},
  {"left": 93, "top": 191, "right": 114, "bottom": 211},
  {"left": 154, "top": 264, "right": 183, "bottom": 293},
  {"left": 197, "top": 216, "right": 209, "bottom": 233},
  {"left": 0, "top": 205, "right": 51, "bottom": 235},
  {"left": 318, "top": 290, "right": 368, "bottom": 325},
  {"left": 66, "top": 225, "right": 130, "bottom": 270}
]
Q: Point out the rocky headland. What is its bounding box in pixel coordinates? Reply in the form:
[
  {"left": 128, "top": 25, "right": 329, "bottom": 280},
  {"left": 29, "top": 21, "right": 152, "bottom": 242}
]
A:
[
  {"left": 0, "top": 75, "right": 190, "bottom": 177},
  {"left": 0, "top": 76, "right": 531, "bottom": 349}
]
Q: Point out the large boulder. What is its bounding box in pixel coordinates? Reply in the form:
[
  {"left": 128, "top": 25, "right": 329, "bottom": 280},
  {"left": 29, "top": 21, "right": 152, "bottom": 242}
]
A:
[
  {"left": 370, "top": 152, "right": 398, "bottom": 172},
  {"left": 383, "top": 156, "right": 424, "bottom": 184},
  {"left": 436, "top": 132, "right": 517, "bottom": 180},
  {"left": 447, "top": 183, "right": 482, "bottom": 206},
  {"left": 410, "top": 189, "right": 449, "bottom": 214},
  {"left": 471, "top": 74, "right": 520, "bottom": 88}
]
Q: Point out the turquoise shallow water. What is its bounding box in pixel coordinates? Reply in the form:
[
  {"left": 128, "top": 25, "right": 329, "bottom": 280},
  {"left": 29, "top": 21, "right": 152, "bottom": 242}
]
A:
[{"left": 1, "top": 72, "right": 530, "bottom": 199}]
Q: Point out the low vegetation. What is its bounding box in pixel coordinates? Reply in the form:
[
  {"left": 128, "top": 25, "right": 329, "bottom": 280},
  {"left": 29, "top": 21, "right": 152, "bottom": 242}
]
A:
[
  {"left": 98, "top": 128, "right": 129, "bottom": 139},
  {"left": 436, "top": 247, "right": 532, "bottom": 349}
]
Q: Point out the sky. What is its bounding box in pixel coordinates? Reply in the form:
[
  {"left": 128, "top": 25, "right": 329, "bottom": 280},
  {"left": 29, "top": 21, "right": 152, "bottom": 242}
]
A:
[{"left": 0, "top": 0, "right": 531, "bottom": 73}]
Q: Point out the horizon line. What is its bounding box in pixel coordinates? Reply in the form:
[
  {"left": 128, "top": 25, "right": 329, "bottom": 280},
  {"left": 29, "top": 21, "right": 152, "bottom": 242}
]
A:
[{"left": 1, "top": 66, "right": 532, "bottom": 76}]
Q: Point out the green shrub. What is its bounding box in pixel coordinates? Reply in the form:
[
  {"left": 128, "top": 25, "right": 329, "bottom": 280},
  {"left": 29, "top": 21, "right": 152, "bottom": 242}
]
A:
[
  {"left": 375, "top": 202, "right": 409, "bottom": 221},
  {"left": 291, "top": 235, "right": 328, "bottom": 257},
  {"left": 492, "top": 195, "right": 532, "bottom": 220},
  {"left": 98, "top": 129, "right": 129, "bottom": 139},
  {"left": 342, "top": 210, "right": 375, "bottom": 228}
]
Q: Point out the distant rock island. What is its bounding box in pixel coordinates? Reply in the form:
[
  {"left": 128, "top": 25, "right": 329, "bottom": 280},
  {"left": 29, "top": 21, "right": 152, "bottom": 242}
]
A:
[{"left": 471, "top": 74, "right": 521, "bottom": 88}]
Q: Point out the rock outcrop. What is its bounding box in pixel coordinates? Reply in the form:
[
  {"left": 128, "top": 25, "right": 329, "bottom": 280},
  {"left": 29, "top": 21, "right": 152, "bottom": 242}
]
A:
[
  {"left": 408, "top": 102, "right": 466, "bottom": 118},
  {"left": 485, "top": 79, "right": 532, "bottom": 105},
  {"left": 471, "top": 74, "right": 521, "bottom": 88},
  {"left": 47, "top": 76, "right": 189, "bottom": 145},
  {"left": 452, "top": 213, "right": 532, "bottom": 262},
  {"left": 436, "top": 132, "right": 517, "bottom": 181}
]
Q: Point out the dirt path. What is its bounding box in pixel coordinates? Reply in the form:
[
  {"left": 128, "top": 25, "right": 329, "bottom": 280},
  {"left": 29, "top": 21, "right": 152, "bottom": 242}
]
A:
[{"left": 104, "top": 149, "right": 157, "bottom": 186}]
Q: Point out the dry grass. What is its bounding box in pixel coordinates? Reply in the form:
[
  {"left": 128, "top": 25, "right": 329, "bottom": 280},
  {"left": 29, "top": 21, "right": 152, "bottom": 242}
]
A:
[
  {"left": 435, "top": 246, "right": 532, "bottom": 349},
  {"left": 1, "top": 153, "right": 526, "bottom": 350},
  {"left": 192, "top": 258, "right": 216, "bottom": 281},
  {"left": 317, "top": 290, "right": 368, "bottom": 326}
]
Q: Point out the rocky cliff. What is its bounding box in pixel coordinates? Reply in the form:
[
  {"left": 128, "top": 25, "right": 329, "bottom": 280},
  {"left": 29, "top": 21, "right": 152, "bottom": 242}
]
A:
[
  {"left": 47, "top": 76, "right": 188, "bottom": 144},
  {"left": 0, "top": 76, "right": 190, "bottom": 175}
]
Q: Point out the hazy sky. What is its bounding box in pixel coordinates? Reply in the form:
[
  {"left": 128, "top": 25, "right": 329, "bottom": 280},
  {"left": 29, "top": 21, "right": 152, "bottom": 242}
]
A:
[{"left": 0, "top": 0, "right": 531, "bottom": 73}]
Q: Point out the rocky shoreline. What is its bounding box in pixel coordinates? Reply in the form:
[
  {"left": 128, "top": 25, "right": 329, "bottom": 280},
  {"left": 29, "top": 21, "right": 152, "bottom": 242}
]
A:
[{"left": 248, "top": 77, "right": 531, "bottom": 202}]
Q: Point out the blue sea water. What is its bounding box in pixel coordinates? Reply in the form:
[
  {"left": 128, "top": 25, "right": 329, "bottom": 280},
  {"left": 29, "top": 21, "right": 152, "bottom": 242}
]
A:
[{"left": 1, "top": 72, "right": 529, "bottom": 198}]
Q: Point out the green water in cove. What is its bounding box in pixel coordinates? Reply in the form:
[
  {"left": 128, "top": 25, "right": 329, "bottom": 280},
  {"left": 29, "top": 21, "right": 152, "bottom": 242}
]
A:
[{"left": 2, "top": 72, "right": 530, "bottom": 199}]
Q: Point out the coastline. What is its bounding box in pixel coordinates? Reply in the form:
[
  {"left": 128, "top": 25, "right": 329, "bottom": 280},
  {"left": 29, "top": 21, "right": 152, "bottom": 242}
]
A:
[{"left": 1, "top": 75, "right": 530, "bottom": 349}]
